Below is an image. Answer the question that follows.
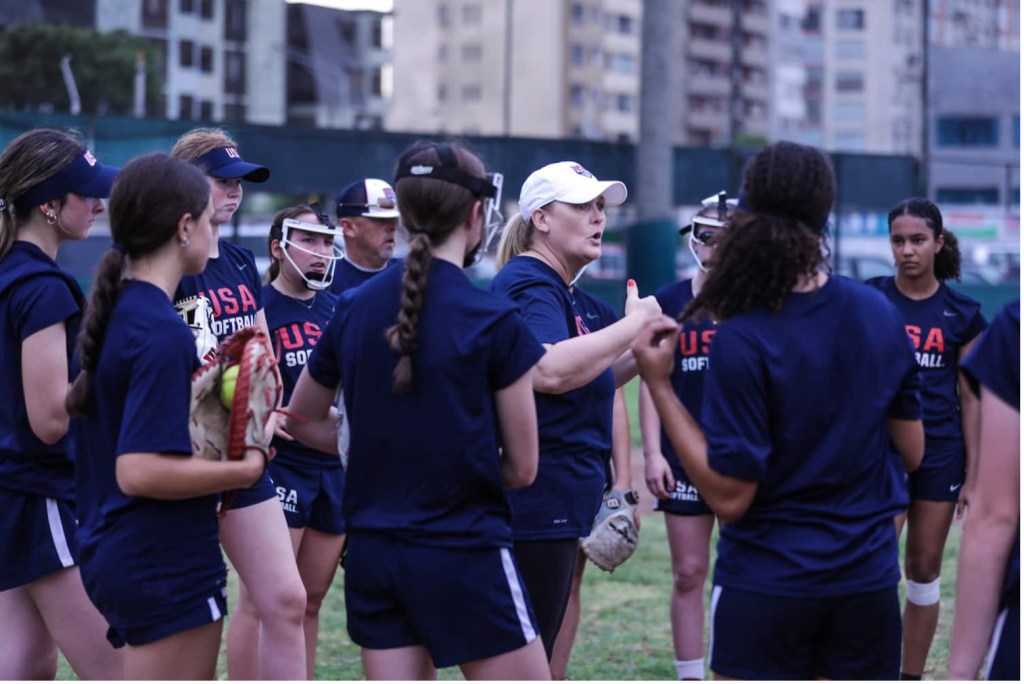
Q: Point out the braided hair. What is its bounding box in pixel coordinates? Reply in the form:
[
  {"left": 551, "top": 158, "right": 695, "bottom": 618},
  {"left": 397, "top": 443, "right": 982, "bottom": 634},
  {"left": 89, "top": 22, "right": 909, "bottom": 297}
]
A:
[{"left": 386, "top": 142, "right": 488, "bottom": 393}]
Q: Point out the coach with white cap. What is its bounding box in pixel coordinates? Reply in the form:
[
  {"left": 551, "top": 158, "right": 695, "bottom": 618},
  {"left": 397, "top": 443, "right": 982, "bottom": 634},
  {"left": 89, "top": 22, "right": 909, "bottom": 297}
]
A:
[
  {"left": 489, "top": 160, "right": 661, "bottom": 661},
  {"left": 329, "top": 178, "right": 401, "bottom": 295}
]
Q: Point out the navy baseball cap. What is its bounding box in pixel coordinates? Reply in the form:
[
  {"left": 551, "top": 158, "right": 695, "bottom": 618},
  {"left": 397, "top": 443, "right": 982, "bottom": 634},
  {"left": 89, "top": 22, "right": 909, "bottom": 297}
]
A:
[
  {"left": 335, "top": 178, "right": 400, "bottom": 220},
  {"left": 17, "top": 150, "right": 120, "bottom": 207},
  {"left": 194, "top": 146, "right": 270, "bottom": 182}
]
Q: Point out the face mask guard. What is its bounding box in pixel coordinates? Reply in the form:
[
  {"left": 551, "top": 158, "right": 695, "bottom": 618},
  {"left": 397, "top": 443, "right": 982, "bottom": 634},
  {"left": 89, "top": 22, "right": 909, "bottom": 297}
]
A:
[
  {"left": 280, "top": 217, "right": 346, "bottom": 291},
  {"left": 686, "top": 191, "right": 736, "bottom": 272}
]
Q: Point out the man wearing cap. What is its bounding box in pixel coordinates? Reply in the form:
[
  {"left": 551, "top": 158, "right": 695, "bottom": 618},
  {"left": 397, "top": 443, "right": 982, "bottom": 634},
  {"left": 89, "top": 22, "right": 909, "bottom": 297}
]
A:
[{"left": 328, "top": 178, "right": 401, "bottom": 296}]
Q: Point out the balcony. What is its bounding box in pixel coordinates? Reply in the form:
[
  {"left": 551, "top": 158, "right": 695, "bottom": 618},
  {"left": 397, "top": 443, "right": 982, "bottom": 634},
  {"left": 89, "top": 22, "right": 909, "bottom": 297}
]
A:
[
  {"left": 741, "top": 12, "right": 769, "bottom": 35},
  {"left": 741, "top": 45, "right": 768, "bottom": 67},
  {"left": 687, "top": 74, "right": 731, "bottom": 96},
  {"left": 690, "top": 2, "right": 731, "bottom": 26},
  {"left": 689, "top": 37, "right": 731, "bottom": 62},
  {"left": 688, "top": 108, "right": 727, "bottom": 132}
]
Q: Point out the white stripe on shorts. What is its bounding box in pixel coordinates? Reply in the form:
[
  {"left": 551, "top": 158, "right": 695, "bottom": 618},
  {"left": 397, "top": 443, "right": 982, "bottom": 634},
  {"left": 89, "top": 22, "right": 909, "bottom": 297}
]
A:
[
  {"left": 708, "top": 585, "right": 723, "bottom": 666},
  {"left": 45, "top": 498, "right": 74, "bottom": 568},
  {"left": 500, "top": 548, "right": 538, "bottom": 644},
  {"left": 208, "top": 596, "right": 222, "bottom": 622},
  {"left": 982, "top": 606, "right": 1008, "bottom": 680}
]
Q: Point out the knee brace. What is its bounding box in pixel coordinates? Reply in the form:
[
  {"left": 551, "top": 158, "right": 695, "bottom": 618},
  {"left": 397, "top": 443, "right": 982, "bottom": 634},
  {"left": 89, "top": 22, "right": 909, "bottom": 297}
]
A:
[{"left": 906, "top": 577, "right": 941, "bottom": 606}]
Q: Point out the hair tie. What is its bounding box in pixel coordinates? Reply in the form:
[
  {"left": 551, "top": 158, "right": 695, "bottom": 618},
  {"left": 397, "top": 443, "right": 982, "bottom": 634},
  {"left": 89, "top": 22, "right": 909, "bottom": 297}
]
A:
[{"left": 0, "top": 198, "right": 6, "bottom": 212}]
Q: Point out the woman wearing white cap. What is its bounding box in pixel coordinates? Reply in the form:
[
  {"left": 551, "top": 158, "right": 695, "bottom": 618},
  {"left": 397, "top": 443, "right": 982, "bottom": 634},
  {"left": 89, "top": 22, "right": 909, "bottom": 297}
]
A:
[{"left": 490, "top": 161, "right": 661, "bottom": 660}]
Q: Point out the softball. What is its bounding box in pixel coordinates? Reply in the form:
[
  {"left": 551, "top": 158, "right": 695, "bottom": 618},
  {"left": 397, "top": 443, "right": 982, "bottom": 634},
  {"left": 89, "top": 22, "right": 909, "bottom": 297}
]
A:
[{"left": 220, "top": 365, "right": 239, "bottom": 409}]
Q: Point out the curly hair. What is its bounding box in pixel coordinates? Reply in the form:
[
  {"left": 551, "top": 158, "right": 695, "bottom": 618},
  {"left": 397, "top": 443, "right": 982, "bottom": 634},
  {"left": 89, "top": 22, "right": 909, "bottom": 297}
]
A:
[
  {"left": 686, "top": 142, "right": 835, "bottom": 321},
  {"left": 888, "top": 197, "right": 961, "bottom": 282}
]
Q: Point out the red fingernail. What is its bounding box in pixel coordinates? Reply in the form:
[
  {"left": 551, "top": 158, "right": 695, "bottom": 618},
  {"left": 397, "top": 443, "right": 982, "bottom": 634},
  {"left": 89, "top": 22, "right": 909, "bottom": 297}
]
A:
[{"left": 627, "top": 279, "right": 636, "bottom": 287}]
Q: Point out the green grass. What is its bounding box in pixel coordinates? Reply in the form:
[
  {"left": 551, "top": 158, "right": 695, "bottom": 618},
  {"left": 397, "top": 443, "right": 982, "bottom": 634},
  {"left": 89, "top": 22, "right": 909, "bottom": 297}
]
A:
[{"left": 57, "top": 513, "right": 963, "bottom": 680}]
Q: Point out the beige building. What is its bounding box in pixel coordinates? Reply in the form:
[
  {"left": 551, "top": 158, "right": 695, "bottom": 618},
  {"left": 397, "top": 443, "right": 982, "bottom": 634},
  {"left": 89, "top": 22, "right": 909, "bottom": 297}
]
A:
[{"left": 388, "top": 0, "right": 771, "bottom": 145}]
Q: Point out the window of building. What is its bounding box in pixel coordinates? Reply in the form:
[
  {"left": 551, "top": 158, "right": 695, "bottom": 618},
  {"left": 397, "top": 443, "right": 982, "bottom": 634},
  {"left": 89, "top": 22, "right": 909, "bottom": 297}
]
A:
[
  {"left": 936, "top": 116, "right": 999, "bottom": 146},
  {"left": 616, "top": 14, "right": 633, "bottom": 34},
  {"left": 806, "top": 99, "right": 822, "bottom": 125},
  {"left": 834, "top": 131, "right": 865, "bottom": 151},
  {"left": 462, "top": 84, "right": 482, "bottom": 101},
  {"left": 438, "top": 84, "right": 448, "bottom": 101},
  {"left": 224, "top": 50, "right": 245, "bottom": 94},
  {"left": 570, "top": 84, "right": 584, "bottom": 108},
  {"left": 179, "top": 40, "right": 194, "bottom": 68},
  {"left": 143, "top": 0, "right": 168, "bottom": 28},
  {"left": 224, "top": 0, "right": 246, "bottom": 41},
  {"left": 199, "top": 0, "right": 212, "bottom": 20},
  {"left": 180, "top": 0, "right": 193, "bottom": 13},
  {"left": 616, "top": 93, "right": 633, "bottom": 112},
  {"left": 570, "top": 43, "right": 585, "bottom": 66},
  {"left": 462, "top": 43, "right": 482, "bottom": 61},
  {"left": 836, "top": 71, "right": 864, "bottom": 92},
  {"left": 835, "top": 40, "right": 865, "bottom": 59},
  {"left": 199, "top": 100, "right": 213, "bottom": 120},
  {"left": 936, "top": 187, "right": 1000, "bottom": 204},
  {"left": 179, "top": 94, "right": 195, "bottom": 119},
  {"left": 462, "top": 4, "right": 481, "bottom": 25},
  {"left": 802, "top": 6, "right": 821, "bottom": 31},
  {"left": 336, "top": 19, "right": 356, "bottom": 45},
  {"left": 372, "top": 17, "right": 383, "bottom": 48},
  {"left": 224, "top": 103, "right": 246, "bottom": 122},
  {"left": 571, "top": 2, "right": 584, "bottom": 25},
  {"left": 835, "top": 100, "right": 865, "bottom": 123},
  {"left": 837, "top": 9, "right": 865, "bottom": 30},
  {"left": 198, "top": 46, "right": 212, "bottom": 73},
  {"left": 611, "top": 53, "right": 635, "bottom": 74},
  {"left": 349, "top": 69, "right": 364, "bottom": 96},
  {"left": 589, "top": 46, "right": 601, "bottom": 64},
  {"left": 438, "top": 4, "right": 449, "bottom": 27}
]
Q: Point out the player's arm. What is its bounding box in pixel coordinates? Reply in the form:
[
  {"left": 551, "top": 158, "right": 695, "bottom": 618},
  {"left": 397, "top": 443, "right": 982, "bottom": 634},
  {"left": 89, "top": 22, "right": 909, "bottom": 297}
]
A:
[
  {"left": 638, "top": 379, "right": 675, "bottom": 500},
  {"left": 609, "top": 387, "right": 632, "bottom": 491},
  {"left": 948, "top": 386, "right": 1020, "bottom": 679},
  {"left": 116, "top": 449, "right": 265, "bottom": 499},
  {"left": 957, "top": 334, "right": 983, "bottom": 512},
  {"left": 889, "top": 418, "right": 924, "bottom": 473},
  {"left": 633, "top": 317, "right": 757, "bottom": 523},
  {"left": 495, "top": 368, "right": 539, "bottom": 489},
  {"left": 284, "top": 366, "right": 340, "bottom": 454},
  {"left": 22, "top": 322, "right": 70, "bottom": 445},
  {"left": 532, "top": 280, "right": 659, "bottom": 394}
]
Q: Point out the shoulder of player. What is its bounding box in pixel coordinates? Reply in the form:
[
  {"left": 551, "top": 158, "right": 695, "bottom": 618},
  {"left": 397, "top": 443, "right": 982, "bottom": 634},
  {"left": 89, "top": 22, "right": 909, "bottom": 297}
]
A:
[{"left": 938, "top": 281, "right": 982, "bottom": 313}]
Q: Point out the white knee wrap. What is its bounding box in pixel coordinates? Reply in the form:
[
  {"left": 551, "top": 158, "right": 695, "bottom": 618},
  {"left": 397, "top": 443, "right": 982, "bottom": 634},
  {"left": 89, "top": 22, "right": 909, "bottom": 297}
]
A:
[{"left": 906, "top": 577, "right": 941, "bottom": 606}]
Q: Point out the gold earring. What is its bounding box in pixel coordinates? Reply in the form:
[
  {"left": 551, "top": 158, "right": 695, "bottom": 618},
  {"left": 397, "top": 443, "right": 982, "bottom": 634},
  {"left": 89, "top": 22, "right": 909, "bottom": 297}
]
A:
[{"left": 45, "top": 212, "right": 56, "bottom": 225}]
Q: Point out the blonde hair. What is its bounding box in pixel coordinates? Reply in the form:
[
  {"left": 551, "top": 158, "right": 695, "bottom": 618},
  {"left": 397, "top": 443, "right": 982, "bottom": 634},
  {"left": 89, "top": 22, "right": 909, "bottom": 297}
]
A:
[
  {"left": 495, "top": 213, "right": 534, "bottom": 270},
  {"left": 170, "top": 127, "right": 238, "bottom": 163}
]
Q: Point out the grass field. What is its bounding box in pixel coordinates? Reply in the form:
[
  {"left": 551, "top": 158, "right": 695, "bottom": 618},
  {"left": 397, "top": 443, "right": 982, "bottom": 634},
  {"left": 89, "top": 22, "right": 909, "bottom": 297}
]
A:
[{"left": 57, "top": 378, "right": 964, "bottom": 679}]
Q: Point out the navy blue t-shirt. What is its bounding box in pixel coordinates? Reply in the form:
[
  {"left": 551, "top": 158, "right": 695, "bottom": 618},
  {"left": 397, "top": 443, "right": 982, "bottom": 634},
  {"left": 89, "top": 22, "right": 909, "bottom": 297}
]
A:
[
  {"left": 490, "top": 256, "right": 616, "bottom": 541},
  {"left": 0, "top": 241, "right": 83, "bottom": 500},
  {"left": 327, "top": 257, "right": 399, "bottom": 296},
  {"left": 176, "top": 239, "right": 264, "bottom": 344},
  {"left": 654, "top": 279, "right": 718, "bottom": 454},
  {"left": 74, "top": 281, "right": 225, "bottom": 627},
  {"left": 867, "top": 277, "right": 987, "bottom": 448},
  {"left": 961, "top": 300, "right": 1020, "bottom": 608},
  {"left": 705, "top": 276, "right": 922, "bottom": 598},
  {"left": 572, "top": 287, "right": 618, "bottom": 332},
  {"left": 263, "top": 285, "right": 339, "bottom": 466},
  {"left": 307, "top": 259, "right": 544, "bottom": 548}
]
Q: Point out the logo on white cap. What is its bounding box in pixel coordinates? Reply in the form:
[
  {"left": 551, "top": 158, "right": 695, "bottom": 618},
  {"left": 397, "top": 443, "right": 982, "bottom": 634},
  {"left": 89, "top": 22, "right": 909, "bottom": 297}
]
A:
[{"left": 518, "top": 161, "right": 628, "bottom": 221}]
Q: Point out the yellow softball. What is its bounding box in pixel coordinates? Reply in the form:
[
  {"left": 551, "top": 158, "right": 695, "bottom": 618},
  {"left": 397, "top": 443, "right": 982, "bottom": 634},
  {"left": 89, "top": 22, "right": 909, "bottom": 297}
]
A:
[{"left": 220, "top": 364, "right": 239, "bottom": 409}]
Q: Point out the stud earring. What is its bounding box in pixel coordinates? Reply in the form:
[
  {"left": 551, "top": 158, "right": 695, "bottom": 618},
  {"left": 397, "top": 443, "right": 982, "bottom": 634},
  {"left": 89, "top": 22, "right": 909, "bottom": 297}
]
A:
[
  {"left": 45, "top": 213, "right": 56, "bottom": 225},
  {"left": 180, "top": 236, "right": 191, "bottom": 248}
]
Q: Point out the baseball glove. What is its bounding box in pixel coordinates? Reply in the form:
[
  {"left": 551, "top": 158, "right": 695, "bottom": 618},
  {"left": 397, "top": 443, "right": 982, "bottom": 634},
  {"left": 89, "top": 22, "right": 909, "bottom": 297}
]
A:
[
  {"left": 175, "top": 294, "right": 218, "bottom": 363},
  {"left": 580, "top": 489, "right": 640, "bottom": 572},
  {"left": 189, "top": 327, "right": 282, "bottom": 465}
]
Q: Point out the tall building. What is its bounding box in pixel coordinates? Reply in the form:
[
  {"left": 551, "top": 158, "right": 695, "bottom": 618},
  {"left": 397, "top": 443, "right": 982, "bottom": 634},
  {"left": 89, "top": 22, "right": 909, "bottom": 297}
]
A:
[
  {"left": 926, "top": 0, "right": 1019, "bottom": 210},
  {"left": 388, "top": 0, "right": 771, "bottom": 146},
  {"left": 96, "top": 0, "right": 287, "bottom": 124},
  {"left": 768, "top": 0, "right": 809, "bottom": 143},
  {"left": 285, "top": 3, "right": 392, "bottom": 129}
]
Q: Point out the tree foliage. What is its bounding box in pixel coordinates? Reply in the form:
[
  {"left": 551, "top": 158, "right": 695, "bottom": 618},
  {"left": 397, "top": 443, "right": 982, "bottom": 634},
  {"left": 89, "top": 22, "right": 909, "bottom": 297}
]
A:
[{"left": 0, "top": 22, "right": 162, "bottom": 115}]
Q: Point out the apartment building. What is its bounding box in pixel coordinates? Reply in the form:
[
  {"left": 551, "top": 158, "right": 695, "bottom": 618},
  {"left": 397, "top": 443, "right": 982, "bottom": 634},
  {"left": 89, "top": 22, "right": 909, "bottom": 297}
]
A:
[{"left": 388, "top": 0, "right": 771, "bottom": 146}]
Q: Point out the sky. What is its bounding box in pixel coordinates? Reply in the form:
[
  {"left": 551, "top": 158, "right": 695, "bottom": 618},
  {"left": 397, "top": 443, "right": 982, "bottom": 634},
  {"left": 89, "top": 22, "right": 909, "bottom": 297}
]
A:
[{"left": 284, "top": 0, "right": 393, "bottom": 11}]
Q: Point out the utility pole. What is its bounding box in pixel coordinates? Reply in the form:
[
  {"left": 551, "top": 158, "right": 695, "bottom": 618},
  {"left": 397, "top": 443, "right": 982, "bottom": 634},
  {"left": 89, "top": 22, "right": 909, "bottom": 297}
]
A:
[
  {"left": 920, "top": 0, "right": 931, "bottom": 197},
  {"left": 629, "top": 0, "right": 677, "bottom": 296}
]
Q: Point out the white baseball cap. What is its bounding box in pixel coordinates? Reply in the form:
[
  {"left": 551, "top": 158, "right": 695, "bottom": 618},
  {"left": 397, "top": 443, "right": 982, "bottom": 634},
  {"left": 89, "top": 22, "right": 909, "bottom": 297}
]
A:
[
  {"left": 518, "top": 161, "right": 627, "bottom": 221},
  {"left": 335, "top": 178, "right": 401, "bottom": 220}
]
